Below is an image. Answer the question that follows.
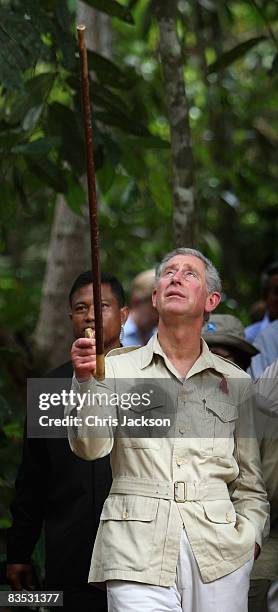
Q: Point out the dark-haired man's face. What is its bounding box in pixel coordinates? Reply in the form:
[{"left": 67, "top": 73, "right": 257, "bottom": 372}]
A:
[{"left": 70, "top": 283, "right": 128, "bottom": 353}]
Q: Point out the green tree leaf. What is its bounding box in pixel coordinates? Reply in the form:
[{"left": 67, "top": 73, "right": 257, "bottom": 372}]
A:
[
  {"left": 87, "top": 51, "right": 135, "bottom": 89},
  {"left": 9, "top": 73, "right": 56, "bottom": 124},
  {"left": 82, "top": 0, "right": 134, "bottom": 24},
  {"left": 27, "top": 158, "right": 67, "bottom": 193},
  {"left": 207, "top": 36, "right": 267, "bottom": 74},
  {"left": 11, "top": 137, "right": 61, "bottom": 156},
  {"left": 64, "top": 175, "right": 86, "bottom": 215}
]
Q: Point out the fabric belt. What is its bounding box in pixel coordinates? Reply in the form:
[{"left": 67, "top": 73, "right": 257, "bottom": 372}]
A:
[{"left": 110, "top": 478, "right": 230, "bottom": 502}]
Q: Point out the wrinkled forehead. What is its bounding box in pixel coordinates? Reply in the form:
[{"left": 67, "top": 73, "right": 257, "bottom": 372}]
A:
[{"left": 161, "top": 254, "right": 206, "bottom": 274}]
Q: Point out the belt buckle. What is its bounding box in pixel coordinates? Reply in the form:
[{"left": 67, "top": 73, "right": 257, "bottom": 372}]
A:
[{"left": 174, "top": 481, "right": 186, "bottom": 503}]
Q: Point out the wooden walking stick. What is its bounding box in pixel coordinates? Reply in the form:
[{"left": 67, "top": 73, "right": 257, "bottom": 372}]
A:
[{"left": 77, "top": 24, "right": 105, "bottom": 380}]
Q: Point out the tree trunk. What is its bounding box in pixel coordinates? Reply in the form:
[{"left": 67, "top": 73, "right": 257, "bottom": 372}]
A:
[
  {"left": 154, "top": 0, "right": 197, "bottom": 247},
  {"left": 34, "top": 2, "right": 111, "bottom": 369},
  {"left": 34, "top": 198, "right": 91, "bottom": 368},
  {"left": 193, "top": 1, "right": 239, "bottom": 295}
]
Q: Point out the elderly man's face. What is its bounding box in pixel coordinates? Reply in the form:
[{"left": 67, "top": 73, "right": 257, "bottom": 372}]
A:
[
  {"left": 152, "top": 255, "right": 219, "bottom": 322},
  {"left": 70, "top": 283, "right": 128, "bottom": 351}
]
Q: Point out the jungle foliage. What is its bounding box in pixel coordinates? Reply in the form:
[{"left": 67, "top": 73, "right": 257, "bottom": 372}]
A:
[{"left": 0, "top": 0, "right": 277, "bottom": 578}]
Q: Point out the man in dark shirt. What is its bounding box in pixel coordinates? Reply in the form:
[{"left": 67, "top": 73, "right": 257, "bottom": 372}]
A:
[{"left": 6, "top": 271, "right": 128, "bottom": 611}]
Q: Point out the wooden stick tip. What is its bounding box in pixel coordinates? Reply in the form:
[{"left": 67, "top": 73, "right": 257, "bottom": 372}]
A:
[{"left": 77, "top": 24, "right": 86, "bottom": 31}]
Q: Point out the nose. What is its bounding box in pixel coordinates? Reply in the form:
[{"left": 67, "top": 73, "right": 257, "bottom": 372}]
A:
[
  {"left": 171, "top": 269, "right": 183, "bottom": 283},
  {"left": 86, "top": 304, "right": 95, "bottom": 322}
]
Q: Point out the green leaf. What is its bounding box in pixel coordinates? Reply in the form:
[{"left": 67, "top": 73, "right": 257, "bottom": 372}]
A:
[
  {"left": 47, "top": 102, "right": 86, "bottom": 174},
  {"left": 54, "top": 2, "right": 73, "bottom": 32},
  {"left": 0, "top": 518, "right": 11, "bottom": 528},
  {"left": 59, "top": 32, "right": 77, "bottom": 71},
  {"left": 82, "top": 0, "right": 134, "bottom": 24},
  {"left": 89, "top": 81, "right": 132, "bottom": 115},
  {"left": 97, "top": 161, "right": 115, "bottom": 195},
  {"left": 3, "top": 421, "right": 22, "bottom": 441},
  {"left": 65, "top": 175, "right": 86, "bottom": 215},
  {"left": 22, "top": 105, "right": 43, "bottom": 131},
  {"left": 27, "top": 158, "right": 67, "bottom": 193},
  {"left": 94, "top": 111, "right": 150, "bottom": 136},
  {"left": 87, "top": 51, "right": 134, "bottom": 90},
  {"left": 0, "top": 130, "right": 22, "bottom": 152},
  {"left": 12, "top": 137, "right": 61, "bottom": 156},
  {"left": 207, "top": 36, "right": 267, "bottom": 74},
  {"left": 10, "top": 72, "right": 56, "bottom": 124}
]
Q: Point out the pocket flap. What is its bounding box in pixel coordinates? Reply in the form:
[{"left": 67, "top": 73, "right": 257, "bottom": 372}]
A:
[
  {"left": 128, "top": 399, "right": 163, "bottom": 414},
  {"left": 100, "top": 494, "right": 158, "bottom": 522},
  {"left": 206, "top": 402, "right": 238, "bottom": 422},
  {"left": 203, "top": 500, "right": 236, "bottom": 524}
]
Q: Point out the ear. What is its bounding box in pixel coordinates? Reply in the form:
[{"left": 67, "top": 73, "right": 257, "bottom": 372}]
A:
[
  {"left": 205, "top": 292, "right": 221, "bottom": 316},
  {"left": 152, "top": 288, "right": 157, "bottom": 309},
  {"left": 120, "top": 306, "right": 129, "bottom": 325}
]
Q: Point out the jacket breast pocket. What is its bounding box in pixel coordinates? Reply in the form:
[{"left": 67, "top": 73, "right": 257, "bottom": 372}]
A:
[
  {"left": 100, "top": 495, "right": 159, "bottom": 571},
  {"left": 117, "top": 401, "right": 166, "bottom": 450},
  {"left": 200, "top": 401, "right": 238, "bottom": 457},
  {"left": 203, "top": 500, "right": 255, "bottom": 561}
]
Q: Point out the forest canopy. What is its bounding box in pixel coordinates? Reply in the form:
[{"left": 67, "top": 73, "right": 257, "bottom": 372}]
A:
[{"left": 0, "top": 0, "right": 277, "bottom": 545}]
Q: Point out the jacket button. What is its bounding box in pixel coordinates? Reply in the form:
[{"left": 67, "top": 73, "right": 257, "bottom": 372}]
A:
[
  {"left": 122, "top": 511, "right": 129, "bottom": 520},
  {"left": 176, "top": 458, "right": 183, "bottom": 466}
]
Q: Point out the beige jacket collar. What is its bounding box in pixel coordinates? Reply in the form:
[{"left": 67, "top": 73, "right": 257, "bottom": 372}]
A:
[{"left": 139, "top": 332, "right": 241, "bottom": 379}]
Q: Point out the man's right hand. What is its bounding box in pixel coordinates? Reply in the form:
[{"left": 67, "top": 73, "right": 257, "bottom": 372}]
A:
[
  {"left": 6, "top": 563, "right": 37, "bottom": 590},
  {"left": 71, "top": 336, "right": 96, "bottom": 382}
]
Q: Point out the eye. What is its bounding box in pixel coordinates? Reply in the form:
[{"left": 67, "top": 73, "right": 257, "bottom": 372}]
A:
[
  {"left": 164, "top": 269, "right": 174, "bottom": 276},
  {"left": 74, "top": 304, "right": 87, "bottom": 313},
  {"left": 185, "top": 271, "right": 197, "bottom": 278},
  {"left": 102, "top": 302, "right": 110, "bottom": 310}
]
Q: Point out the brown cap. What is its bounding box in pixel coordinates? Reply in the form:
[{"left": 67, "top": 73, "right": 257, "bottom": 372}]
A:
[
  {"left": 131, "top": 269, "right": 156, "bottom": 301},
  {"left": 202, "top": 314, "right": 259, "bottom": 357}
]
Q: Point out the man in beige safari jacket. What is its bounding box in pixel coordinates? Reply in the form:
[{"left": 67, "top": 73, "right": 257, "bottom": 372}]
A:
[{"left": 68, "top": 248, "right": 269, "bottom": 612}]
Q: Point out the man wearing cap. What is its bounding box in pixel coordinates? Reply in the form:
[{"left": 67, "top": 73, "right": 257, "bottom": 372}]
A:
[
  {"left": 202, "top": 314, "right": 259, "bottom": 371},
  {"left": 68, "top": 248, "right": 268, "bottom": 612},
  {"left": 203, "top": 314, "right": 278, "bottom": 612},
  {"left": 122, "top": 269, "right": 158, "bottom": 346}
]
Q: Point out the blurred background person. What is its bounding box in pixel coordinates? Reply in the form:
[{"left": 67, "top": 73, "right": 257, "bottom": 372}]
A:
[
  {"left": 249, "top": 320, "right": 278, "bottom": 380},
  {"left": 249, "top": 301, "right": 266, "bottom": 325},
  {"left": 122, "top": 269, "right": 158, "bottom": 346},
  {"left": 245, "top": 262, "right": 278, "bottom": 344}
]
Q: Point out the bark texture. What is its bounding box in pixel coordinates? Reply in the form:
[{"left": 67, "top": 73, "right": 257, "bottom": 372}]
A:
[
  {"left": 193, "top": 1, "right": 239, "bottom": 295},
  {"left": 155, "top": 0, "right": 197, "bottom": 247},
  {"left": 34, "top": 197, "right": 91, "bottom": 368}
]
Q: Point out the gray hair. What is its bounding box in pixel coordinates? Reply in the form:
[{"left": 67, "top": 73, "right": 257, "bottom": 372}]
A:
[{"left": 156, "top": 248, "right": 222, "bottom": 295}]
